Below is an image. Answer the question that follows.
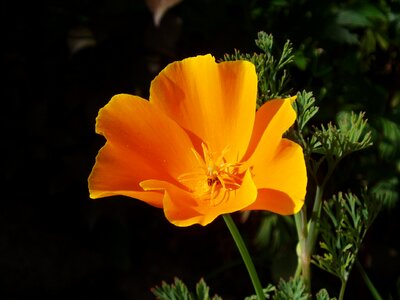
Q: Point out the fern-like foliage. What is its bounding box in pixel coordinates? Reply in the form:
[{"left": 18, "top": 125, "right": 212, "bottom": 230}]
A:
[
  {"left": 312, "top": 111, "right": 372, "bottom": 160},
  {"left": 315, "top": 289, "right": 337, "bottom": 300},
  {"left": 222, "top": 31, "right": 294, "bottom": 107},
  {"left": 151, "top": 278, "right": 222, "bottom": 300},
  {"left": 273, "top": 277, "right": 310, "bottom": 300},
  {"left": 293, "top": 90, "right": 319, "bottom": 133},
  {"left": 245, "top": 278, "right": 325, "bottom": 300},
  {"left": 312, "top": 191, "right": 381, "bottom": 283}
]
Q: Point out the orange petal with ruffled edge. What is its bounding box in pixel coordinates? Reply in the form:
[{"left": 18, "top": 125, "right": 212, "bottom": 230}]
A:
[
  {"left": 88, "top": 94, "right": 199, "bottom": 207},
  {"left": 243, "top": 139, "right": 307, "bottom": 214},
  {"left": 141, "top": 170, "right": 257, "bottom": 226},
  {"left": 243, "top": 97, "right": 296, "bottom": 164},
  {"left": 149, "top": 54, "right": 257, "bottom": 162},
  {"left": 240, "top": 96, "right": 306, "bottom": 214},
  {"left": 243, "top": 189, "right": 301, "bottom": 215}
]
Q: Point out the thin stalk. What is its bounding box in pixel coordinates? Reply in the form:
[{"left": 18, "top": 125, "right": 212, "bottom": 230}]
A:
[
  {"left": 294, "top": 206, "right": 311, "bottom": 291},
  {"left": 223, "top": 214, "right": 265, "bottom": 300},
  {"left": 338, "top": 279, "right": 347, "bottom": 300},
  {"left": 294, "top": 212, "right": 303, "bottom": 279},
  {"left": 306, "top": 160, "right": 338, "bottom": 261},
  {"left": 295, "top": 181, "right": 326, "bottom": 293},
  {"left": 306, "top": 184, "right": 324, "bottom": 254},
  {"left": 356, "top": 260, "right": 383, "bottom": 300}
]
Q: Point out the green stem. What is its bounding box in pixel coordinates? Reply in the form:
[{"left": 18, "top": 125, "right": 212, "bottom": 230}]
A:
[
  {"left": 307, "top": 184, "right": 324, "bottom": 254},
  {"left": 294, "top": 182, "right": 325, "bottom": 293},
  {"left": 294, "top": 206, "right": 311, "bottom": 291},
  {"left": 338, "top": 279, "right": 347, "bottom": 300},
  {"left": 294, "top": 213, "right": 303, "bottom": 279},
  {"left": 223, "top": 214, "right": 265, "bottom": 300},
  {"left": 356, "top": 260, "right": 383, "bottom": 300}
]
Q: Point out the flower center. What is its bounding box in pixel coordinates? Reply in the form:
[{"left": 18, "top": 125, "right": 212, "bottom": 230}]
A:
[{"left": 178, "top": 143, "right": 244, "bottom": 204}]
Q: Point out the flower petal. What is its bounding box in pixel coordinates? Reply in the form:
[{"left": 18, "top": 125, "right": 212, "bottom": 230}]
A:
[
  {"left": 141, "top": 179, "right": 206, "bottom": 226},
  {"left": 88, "top": 94, "right": 199, "bottom": 207},
  {"left": 243, "top": 97, "right": 296, "bottom": 164},
  {"left": 141, "top": 170, "right": 258, "bottom": 226},
  {"left": 89, "top": 142, "right": 165, "bottom": 208},
  {"left": 149, "top": 54, "right": 258, "bottom": 162},
  {"left": 242, "top": 188, "right": 303, "bottom": 215},
  {"left": 244, "top": 138, "right": 307, "bottom": 214}
]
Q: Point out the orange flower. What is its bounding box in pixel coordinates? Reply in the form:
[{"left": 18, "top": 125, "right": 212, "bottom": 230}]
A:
[{"left": 88, "top": 54, "right": 307, "bottom": 226}]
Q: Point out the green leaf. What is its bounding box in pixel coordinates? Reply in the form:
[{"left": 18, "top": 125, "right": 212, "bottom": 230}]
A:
[
  {"left": 151, "top": 277, "right": 192, "bottom": 300},
  {"left": 328, "top": 25, "right": 359, "bottom": 44},
  {"left": 360, "top": 29, "right": 377, "bottom": 54},
  {"left": 273, "top": 277, "right": 310, "bottom": 300},
  {"left": 293, "top": 49, "right": 309, "bottom": 71},
  {"left": 312, "top": 111, "right": 372, "bottom": 161},
  {"left": 375, "top": 116, "right": 400, "bottom": 159},
  {"left": 151, "top": 278, "right": 221, "bottom": 300},
  {"left": 196, "top": 279, "right": 211, "bottom": 300},
  {"left": 315, "top": 288, "right": 337, "bottom": 300},
  {"left": 255, "top": 31, "right": 274, "bottom": 54},
  {"left": 358, "top": 4, "right": 387, "bottom": 22},
  {"left": 370, "top": 177, "right": 399, "bottom": 209},
  {"left": 293, "top": 90, "right": 319, "bottom": 132},
  {"left": 337, "top": 10, "right": 372, "bottom": 28},
  {"left": 312, "top": 191, "right": 381, "bottom": 283},
  {"left": 375, "top": 32, "right": 389, "bottom": 50},
  {"left": 245, "top": 284, "right": 276, "bottom": 300},
  {"left": 222, "top": 31, "right": 295, "bottom": 106},
  {"left": 287, "top": 90, "right": 320, "bottom": 160}
]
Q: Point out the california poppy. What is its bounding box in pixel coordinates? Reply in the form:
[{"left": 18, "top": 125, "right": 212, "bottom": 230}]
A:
[{"left": 88, "top": 54, "right": 307, "bottom": 226}]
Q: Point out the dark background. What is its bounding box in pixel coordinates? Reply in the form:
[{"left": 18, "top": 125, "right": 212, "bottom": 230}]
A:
[{"left": 1, "top": 0, "right": 400, "bottom": 299}]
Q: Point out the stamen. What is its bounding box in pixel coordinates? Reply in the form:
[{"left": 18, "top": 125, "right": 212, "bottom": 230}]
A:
[{"left": 178, "top": 142, "right": 246, "bottom": 205}]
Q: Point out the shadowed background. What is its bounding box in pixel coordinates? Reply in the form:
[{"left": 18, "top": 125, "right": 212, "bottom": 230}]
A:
[{"left": 1, "top": 0, "right": 400, "bottom": 299}]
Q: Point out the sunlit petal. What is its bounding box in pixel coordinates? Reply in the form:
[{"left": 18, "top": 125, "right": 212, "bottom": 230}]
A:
[
  {"left": 242, "top": 188, "right": 304, "bottom": 215},
  {"left": 150, "top": 55, "right": 257, "bottom": 161},
  {"left": 243, "top": 97, "right": 296, "bottom": 164},
  {"left": 141, "top": 170, "right": 257, "bottom": 226},
  {"left": 88, "top": 94, "right": 198, "bottom": 207},
  {"left": 245, "top": 139, "right": 307, "bottom": 214},
  {"left": 140, "top": 179, "right": 210, "bottom": 226}
]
